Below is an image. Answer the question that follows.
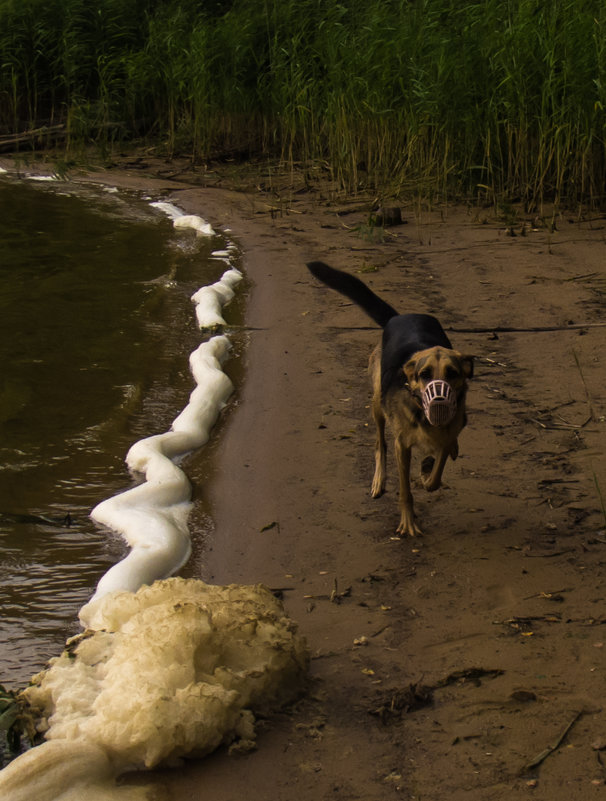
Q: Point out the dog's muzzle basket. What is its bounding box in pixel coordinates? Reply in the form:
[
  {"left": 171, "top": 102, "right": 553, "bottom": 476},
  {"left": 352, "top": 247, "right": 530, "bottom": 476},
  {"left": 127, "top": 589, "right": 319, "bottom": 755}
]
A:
[{"left": 422, "top": 380, "right": 457, "bottom": 426}]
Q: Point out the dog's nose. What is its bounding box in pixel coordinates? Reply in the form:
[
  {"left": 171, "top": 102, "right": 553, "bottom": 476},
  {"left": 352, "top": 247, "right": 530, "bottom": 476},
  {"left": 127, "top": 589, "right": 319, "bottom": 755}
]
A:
[{"left": 421, "top": 380, "right": 457, "bottom": 426}]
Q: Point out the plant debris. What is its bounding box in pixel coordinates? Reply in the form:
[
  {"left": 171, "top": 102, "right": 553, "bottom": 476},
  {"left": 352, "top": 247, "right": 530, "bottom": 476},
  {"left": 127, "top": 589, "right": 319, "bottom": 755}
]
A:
[
  {"left": 370, "top": 668, "right": 504, "bottom": 724},
  {"left": 370, "top": 683, "right": 434, "bottom": 723},
  {"left": 0, "top": 684, "right": 37, "bottom": 763}
]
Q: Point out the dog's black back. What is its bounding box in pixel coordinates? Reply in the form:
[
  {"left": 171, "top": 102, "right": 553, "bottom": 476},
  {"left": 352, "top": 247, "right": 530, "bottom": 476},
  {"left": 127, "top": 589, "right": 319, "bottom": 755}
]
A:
[{"left": 306, "top": 261, "right": 452, "bottom": 395}]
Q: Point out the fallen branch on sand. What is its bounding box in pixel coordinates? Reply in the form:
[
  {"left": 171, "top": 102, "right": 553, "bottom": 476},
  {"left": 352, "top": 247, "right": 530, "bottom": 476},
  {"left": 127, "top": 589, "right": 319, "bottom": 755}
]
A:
[
  {"left": 0, "top": 124, "right": 66, "bottom": 150},
  {"left": 523, "top": 711, "right": 584, "bottom": 772}
]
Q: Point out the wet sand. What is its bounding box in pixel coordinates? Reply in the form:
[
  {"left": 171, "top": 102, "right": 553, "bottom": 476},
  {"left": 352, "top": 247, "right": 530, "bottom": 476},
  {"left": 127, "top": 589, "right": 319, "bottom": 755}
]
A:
[{"left": 3, "top": 156, "right": 606, "bottom": 800}]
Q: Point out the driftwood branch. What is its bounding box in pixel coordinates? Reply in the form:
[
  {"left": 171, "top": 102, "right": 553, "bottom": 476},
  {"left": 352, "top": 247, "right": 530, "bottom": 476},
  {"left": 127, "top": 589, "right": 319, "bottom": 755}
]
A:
[
  {"left": 523, "top": 711, "right": 584, "bottom": 772},
  {"left": 0, "top": 124, "right": 66, "bottom": 150}
]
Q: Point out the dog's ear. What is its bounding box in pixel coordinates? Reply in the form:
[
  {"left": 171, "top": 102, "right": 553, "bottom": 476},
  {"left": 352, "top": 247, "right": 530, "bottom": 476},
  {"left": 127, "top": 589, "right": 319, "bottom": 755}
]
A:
[
  {"left": 460, "top": 355, "right": 474, "bottom": 379},
  {"left": 403, "top": 358, "right": 417, "bottom": 385}
]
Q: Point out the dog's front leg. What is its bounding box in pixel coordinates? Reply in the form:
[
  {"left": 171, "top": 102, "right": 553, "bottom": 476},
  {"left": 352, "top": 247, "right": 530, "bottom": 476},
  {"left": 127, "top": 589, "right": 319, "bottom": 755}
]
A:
[
  {"left": 394, "top": 436, "right": 422, "bottom": 536},
  {"left": 421, "top": 450, "right": 449, "bottom": 492}
]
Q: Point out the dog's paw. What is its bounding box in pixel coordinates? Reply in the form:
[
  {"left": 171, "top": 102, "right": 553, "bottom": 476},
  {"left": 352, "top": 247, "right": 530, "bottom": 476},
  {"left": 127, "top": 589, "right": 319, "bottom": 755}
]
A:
[
  {"left": 396, "top": 516, "right": 422, "bottom": 537},
  {"left": 421, "top": 473, "right": 442, "bottom": 492},
  {"left": 370, "top": 474, "right": 385, "bottom": 498}
]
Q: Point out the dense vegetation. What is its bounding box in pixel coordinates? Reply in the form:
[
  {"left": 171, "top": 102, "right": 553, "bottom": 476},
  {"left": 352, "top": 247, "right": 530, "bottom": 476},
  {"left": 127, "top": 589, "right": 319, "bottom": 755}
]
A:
[{"left": 0, "top": 0, "right": 604, "bottom": 204}]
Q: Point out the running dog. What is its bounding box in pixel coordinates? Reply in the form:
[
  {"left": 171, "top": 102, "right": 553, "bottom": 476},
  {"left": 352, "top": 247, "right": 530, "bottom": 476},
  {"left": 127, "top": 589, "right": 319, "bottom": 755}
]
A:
[{"left": 307, "top": 261, "right": 473, "bottom": 536}]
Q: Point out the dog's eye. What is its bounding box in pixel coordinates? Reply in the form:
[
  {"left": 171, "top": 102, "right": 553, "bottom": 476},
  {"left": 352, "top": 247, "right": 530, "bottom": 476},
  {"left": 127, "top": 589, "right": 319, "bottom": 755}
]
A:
[
  {"left": 419, "top": 367, "right": 433, "bottom": 381},
  {"left": 445, "top": 366, "right": 460, "bottom": 381}
]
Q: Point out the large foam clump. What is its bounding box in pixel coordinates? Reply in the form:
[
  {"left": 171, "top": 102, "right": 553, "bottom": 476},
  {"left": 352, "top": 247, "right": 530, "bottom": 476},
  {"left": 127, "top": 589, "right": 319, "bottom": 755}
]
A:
[{"left": 0, "top": 579, "right": 308, "bottom": 800}]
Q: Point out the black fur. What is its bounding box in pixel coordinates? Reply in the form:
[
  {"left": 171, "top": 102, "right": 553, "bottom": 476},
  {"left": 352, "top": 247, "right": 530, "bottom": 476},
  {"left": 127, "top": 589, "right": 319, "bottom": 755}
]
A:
[
  {"left": 306, "top": 261, "right": 452, "bottom": 396},
  {"left": 307, "top": 261, "right": 398, "bottom": 326}
]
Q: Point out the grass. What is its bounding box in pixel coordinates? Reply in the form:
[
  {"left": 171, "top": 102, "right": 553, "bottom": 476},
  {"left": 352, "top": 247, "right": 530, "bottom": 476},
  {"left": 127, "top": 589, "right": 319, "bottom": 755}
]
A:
[{"left": 0, "top": 0, "right": 604, "bottom": 206}]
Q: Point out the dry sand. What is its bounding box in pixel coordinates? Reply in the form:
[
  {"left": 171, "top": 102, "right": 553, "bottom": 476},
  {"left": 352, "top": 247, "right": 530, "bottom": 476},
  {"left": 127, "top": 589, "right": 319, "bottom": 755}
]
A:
[{"left": 5, "top": 156, "right": 606, "bottom": 800}]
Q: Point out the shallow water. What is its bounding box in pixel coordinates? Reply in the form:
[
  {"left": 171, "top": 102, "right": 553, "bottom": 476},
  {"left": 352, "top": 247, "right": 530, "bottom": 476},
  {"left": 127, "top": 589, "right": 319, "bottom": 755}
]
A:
[{"left": 0, "top": 177, "right": 240, "bottom": 688}]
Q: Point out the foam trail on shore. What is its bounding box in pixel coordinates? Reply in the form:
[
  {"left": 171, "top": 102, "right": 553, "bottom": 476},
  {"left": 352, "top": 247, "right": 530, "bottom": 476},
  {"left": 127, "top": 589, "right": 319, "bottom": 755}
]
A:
[
  {"left": 150, "top": 200, "right": 216, "bottom": 236},
  {"left": 192, "top": 267, "right": 243, "bottom": 328},
  {"left": 80, "top": 201, "right": 242, "bottom": 626},
  {"left": 25, "top": 174, "right": 59, "bottom": 182},
  {"left": 80, "top": 334, "right": 235, "bottom": 628}
]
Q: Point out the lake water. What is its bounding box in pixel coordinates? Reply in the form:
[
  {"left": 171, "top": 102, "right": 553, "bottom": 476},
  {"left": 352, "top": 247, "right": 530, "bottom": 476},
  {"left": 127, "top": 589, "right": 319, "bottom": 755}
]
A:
[{"left": 0, "top": 176, "right": 242, "bottom": 688}]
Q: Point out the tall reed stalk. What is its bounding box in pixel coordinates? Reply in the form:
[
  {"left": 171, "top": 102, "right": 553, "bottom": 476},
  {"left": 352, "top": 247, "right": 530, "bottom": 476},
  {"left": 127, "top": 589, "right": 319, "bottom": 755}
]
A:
[{"left": 0, "top": 0, "right": 604, "bottom": 205}]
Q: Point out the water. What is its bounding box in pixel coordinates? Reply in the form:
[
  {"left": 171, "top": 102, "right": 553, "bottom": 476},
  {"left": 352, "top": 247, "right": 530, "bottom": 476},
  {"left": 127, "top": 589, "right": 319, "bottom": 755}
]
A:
[{"left": 0, "top": 177, "right": 240, "bottom": 688}]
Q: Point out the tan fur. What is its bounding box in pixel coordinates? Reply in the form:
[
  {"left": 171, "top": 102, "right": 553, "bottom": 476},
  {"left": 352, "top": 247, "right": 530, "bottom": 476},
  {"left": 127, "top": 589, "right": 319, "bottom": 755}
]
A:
[{"left": 369, "top": 345, "right": 472, "bottom": 536}]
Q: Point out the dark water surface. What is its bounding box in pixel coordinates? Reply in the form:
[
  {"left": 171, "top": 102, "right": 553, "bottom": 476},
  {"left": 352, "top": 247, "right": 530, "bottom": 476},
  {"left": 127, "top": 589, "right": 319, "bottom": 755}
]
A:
[{"left": 0, "top": 177, "right": 237, "bottom": 688}]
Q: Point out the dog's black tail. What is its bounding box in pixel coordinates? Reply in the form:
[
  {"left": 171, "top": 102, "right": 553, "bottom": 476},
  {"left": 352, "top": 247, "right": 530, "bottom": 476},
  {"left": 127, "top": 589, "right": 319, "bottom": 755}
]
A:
[{"left": 306, "top": 261, "right": 398, "bottom": 328}]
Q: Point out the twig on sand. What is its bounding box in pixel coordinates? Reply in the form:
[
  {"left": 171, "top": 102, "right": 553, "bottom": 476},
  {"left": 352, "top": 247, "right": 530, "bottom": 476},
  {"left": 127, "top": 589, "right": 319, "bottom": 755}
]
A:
[
  {"left": 330, "top": 579, "right": 351, "bottom": 603},
  {"left": 572, "top": 349, "right": 597, "bottom": 421},
  {"left": 593, "top": 470, "right": 606, "bottom": 529},
  {"left": 522, "top": 711, "right": 584, "bottom": 773},
  {"left": 493, "top": 614, "right": 561, "bottom": 634},
  {"left": 303, "top": 579, "right": 351, "bottom": 603},
  {"left": 530, "top": 413, "right": 592, "bottom": 431},
  {"left": 523, "top": 588, "right": 571, "bottom": 601}
]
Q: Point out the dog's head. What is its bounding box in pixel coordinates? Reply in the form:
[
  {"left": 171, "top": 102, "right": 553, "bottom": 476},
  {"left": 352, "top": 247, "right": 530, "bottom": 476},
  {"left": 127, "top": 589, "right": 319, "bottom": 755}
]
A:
[{"left": 403, "top": 347, "right": 473, "bottom": 425}]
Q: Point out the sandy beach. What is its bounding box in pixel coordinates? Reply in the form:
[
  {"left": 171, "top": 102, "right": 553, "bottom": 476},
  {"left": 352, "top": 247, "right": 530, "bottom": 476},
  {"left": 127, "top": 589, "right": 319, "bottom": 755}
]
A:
[{"left": 4, "top": 156, "right": 606, "bottom": 800}]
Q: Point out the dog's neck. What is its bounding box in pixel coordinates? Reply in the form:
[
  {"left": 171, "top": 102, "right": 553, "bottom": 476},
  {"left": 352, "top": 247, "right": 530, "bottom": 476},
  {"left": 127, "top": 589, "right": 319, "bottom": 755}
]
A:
[{"left": 404, "top": 383, "right": 426, "bottom": 424}]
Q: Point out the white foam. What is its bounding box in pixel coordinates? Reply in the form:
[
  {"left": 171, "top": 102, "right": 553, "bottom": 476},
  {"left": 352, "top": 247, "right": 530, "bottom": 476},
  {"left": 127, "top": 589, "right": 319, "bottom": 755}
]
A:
[
  {"left": 151, "top": 201, "right": 216, "bottom": 237},
  {"left": 149, "top": 200, "right": 183, "bottom": 221},
  {"left": 192, "top": 268, "right": 243, "bottom": 328},
  {"left": 173, "top": 214, "right": 215, "bottom": 236},
  {"left": 81, "top": 333, "right": 234, "bottom": 626},
  {"left": 26, "top": 174, "right": 59, "bottom": 182},
  {"left": 79, "top": 201, "right": 240, "bottom": 615},
  {"left": 4, "top": 580, "right": 308, "bottom": 800}
]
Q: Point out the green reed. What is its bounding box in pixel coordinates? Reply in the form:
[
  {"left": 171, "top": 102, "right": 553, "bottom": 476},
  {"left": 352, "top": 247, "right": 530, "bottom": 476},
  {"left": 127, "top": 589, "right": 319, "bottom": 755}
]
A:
[{"left": 0, "top": 0, "right": 604, "bottom": 205}]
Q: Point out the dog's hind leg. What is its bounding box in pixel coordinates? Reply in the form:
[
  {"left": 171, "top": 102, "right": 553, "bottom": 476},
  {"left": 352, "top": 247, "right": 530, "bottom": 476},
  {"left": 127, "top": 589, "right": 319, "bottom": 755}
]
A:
[
  {"left": 369, "top": 346, "right": 386, "bottom": 498},
  {"left": 371, "top": 396, "right": 387, "bottom": 498},
  {"left": 394, "top": 436, "right": 422, "bottom": 536}
]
